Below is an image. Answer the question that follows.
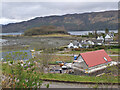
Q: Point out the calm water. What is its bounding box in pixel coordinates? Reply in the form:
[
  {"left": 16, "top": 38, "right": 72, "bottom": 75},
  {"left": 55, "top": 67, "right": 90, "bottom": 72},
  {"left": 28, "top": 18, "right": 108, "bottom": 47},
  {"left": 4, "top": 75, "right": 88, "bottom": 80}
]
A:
[
  {"left": 0, "top": 39, "right": 7, "bottom": 43},
  {"left": 0, "top": 32, "right": 23, "bottom": 36},
  {"left": 68, "top": 30, "right": 118, "bottom": 35},
  {"left": 1, "top": 50, "right": 32, "bottom": 61},
  {"left": 0, "top": 30, "right": 118, "bottom": 36}
]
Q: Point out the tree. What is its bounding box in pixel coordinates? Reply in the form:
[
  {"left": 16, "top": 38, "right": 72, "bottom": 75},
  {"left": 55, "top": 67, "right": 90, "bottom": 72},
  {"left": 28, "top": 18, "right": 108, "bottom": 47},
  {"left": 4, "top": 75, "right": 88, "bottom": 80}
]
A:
[
  {"left": 105, "top": 28, "right": 109, "bottom": 34},
  {"left": 35, "top": 48, "right": 55, "bottom": 73},
  {"left": 94, "top": 30, "right": 98, "bottom": 39}
]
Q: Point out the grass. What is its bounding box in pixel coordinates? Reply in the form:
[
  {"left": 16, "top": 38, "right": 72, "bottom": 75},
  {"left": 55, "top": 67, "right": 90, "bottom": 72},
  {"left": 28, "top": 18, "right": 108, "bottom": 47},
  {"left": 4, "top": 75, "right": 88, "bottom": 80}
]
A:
[
  {"left": 110, "top": 56, "right": 119, "bottom": 61},
  {"left": 60, "top": 50, "right": 87, "bottom": 54},
  {"left": 2, "top": 63, "right": 118, "bottom": 84},
  {"left": 50, "top": 55, "right": 73, "bottom": 62},
  {"left": 2, "top": 60, "right": 119, "bottom": 85},
  {"left": 59, "top": 48, "right": 119, "bottom": 55},
  {"left": 49, "top": 55, "right": 73, "bottom": 64},
  {"left": 39, "top": 73, "right": 118, "bottom": 83},
  {"left": 30, "top": 34, "right": 71, "bottom": 37},
  {"left": 2, "top": 45, "right": 30, "bottom": 52},
  {"left": 106, "top": 48, "right": 119, "bottom": 54}
]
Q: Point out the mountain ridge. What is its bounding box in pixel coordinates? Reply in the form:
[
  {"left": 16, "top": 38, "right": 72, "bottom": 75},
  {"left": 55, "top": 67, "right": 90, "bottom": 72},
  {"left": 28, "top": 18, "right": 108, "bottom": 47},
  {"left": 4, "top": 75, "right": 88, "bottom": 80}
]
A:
[{"left": 2, "top": 10, "right": 118, "bottom": 33}]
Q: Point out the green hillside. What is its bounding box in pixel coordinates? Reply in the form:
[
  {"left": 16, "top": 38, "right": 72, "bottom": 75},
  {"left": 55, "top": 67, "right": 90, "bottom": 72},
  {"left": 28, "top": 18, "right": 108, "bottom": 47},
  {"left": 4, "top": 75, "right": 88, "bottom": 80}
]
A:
[{"left": 2, "top": 10, "right": 118, "bottom": 33}]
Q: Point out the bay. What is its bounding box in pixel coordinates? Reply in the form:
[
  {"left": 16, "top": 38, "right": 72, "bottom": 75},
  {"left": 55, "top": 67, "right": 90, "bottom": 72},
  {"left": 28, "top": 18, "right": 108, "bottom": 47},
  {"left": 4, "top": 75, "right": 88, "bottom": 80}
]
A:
[
  {"left": 68, "top": 30, "right": 118, "bottom": 35},
  {"left": 0, "top": 32, "right": 23, "bottom": 36}
]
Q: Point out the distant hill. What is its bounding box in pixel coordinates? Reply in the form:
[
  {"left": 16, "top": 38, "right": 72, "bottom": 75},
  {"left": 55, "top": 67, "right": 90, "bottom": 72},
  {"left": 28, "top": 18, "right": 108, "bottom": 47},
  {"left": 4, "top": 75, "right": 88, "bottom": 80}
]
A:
[
  {"left": 2, "top": 10, "right": 118, "bottom": 33},
  {"left": 24, "top": 26, "right": 68, "bottom": 36}
]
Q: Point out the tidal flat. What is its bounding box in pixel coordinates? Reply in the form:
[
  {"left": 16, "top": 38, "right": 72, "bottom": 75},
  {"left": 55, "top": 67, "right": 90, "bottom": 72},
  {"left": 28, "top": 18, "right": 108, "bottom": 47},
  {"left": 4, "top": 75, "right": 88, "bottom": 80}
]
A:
[{"left": 2, "top": 35, "right": 83, "bottom": 51}]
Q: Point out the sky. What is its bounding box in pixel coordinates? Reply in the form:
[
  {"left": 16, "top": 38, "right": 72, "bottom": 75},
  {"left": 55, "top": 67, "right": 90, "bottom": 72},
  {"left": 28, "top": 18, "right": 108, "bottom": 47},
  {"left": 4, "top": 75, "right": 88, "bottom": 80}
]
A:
[{"left": 0, "top": 0, "right": 119, "bottom": 25}]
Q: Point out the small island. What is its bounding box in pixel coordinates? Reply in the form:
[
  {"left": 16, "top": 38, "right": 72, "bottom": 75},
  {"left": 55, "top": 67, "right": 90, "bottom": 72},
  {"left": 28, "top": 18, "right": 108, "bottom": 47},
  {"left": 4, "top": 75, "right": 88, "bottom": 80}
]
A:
[{"left": 24, "top": 26, "right": 68, "bottom": 36}]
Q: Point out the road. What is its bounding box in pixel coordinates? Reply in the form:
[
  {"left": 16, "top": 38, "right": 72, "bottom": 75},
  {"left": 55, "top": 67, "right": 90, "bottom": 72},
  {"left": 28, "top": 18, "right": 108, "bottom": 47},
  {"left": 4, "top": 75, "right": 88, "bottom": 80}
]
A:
[
  {"left": 36, "top": 51, "right": 120, "bottom": 56},
  {"left": 41, "top": 81, "right": 119, "bottom": 88}
]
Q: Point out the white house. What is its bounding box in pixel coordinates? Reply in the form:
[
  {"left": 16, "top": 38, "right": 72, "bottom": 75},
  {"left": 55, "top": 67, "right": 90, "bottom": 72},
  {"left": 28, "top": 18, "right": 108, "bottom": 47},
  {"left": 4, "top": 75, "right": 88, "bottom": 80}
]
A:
[
  {"left": 78, "top": 43, "right": 82, "bottom": 48},
  {"left": 100, "top": 36, "right": 104, "bottom": 40},
  {"left": 68, "top": 40, "right": 83, "bottom": 48},
  {"left": 97, "top": 36, "right": 104, "bottom": 41},
  {"left": 68, "top": 43, "right": 74, "bottom": 48},
  {"left": 66, "top": 49, "right": 118, "bottom": 76},
  {"left": 97, "top": 43, "right": 102, "bottom": 45},
  {"left": 105, "top": 34, "right": 113, "bottom": 41},
  {"left": 87, "top": 40, "right": 95, "bottom": 45},
  {"left": 73, "top": 45, "right": 79, "bottom": 49},
  {"left": 97, "top": 36, "right": 100, "bottom": 40}
]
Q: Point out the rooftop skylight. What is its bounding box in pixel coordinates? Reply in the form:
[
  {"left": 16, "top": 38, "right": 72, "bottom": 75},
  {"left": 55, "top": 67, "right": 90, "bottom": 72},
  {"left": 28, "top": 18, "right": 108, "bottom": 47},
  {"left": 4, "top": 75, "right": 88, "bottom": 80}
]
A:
[{"left": 103, "top": 57, "right": 108, "bottom": 62}]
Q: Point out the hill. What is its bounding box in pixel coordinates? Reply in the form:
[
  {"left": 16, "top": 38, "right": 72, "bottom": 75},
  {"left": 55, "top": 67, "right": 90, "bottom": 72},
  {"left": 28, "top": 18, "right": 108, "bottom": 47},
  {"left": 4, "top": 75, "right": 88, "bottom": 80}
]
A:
[
  {"left": 2, "top": 10, "right": 118, "bottom": 33},
  {"left": 24, "top": 26, "right": 68, "bottom": 36}
]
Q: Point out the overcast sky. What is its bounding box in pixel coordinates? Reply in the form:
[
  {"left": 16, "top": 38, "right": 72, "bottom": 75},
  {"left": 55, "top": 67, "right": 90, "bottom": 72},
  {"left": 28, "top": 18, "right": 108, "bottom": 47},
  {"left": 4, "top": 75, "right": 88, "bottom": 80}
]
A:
[{"left": 0, "top": 1, "right": 119, "bottom": 24}]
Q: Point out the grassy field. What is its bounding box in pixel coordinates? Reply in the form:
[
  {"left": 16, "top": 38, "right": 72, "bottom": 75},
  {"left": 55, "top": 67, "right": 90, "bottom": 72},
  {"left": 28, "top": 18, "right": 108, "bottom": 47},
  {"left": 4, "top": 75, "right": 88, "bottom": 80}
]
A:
[
  {"left": 59, "top": 48, "right": 119, "bottom": 55},
  {"left": 48, "top": 56, "right": 118, "bottom": 64},
  {"left": 110, "top": 56, "right": 119, "bottom": 61},
  {"left": 40, "top": 73, "right": 118, "bottom": 83},
  {"left": 2, "top": 63, "right": 118, "bottom": 84},
  {"left": 31, "top": 34, "right": 71, "bottom": 37},
  {"left": 106, "top": 49, "right": 119, "bottom": 54}
]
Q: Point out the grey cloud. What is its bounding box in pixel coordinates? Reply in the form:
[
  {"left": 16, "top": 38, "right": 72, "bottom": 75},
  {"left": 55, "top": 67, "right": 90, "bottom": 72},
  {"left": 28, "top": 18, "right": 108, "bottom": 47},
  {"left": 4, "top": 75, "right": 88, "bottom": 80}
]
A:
[{"left": 1, "top": 2, "right": 118, "bottom": 24}]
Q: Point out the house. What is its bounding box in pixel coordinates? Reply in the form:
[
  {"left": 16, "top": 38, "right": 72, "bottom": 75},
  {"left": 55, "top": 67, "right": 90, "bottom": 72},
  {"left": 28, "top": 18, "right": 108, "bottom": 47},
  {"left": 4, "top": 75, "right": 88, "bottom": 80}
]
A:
[
  {"left": 97, "top": 36, "right": 104, "bottom": 41},
  {"left": 97, "top": 36, "right": 100, "bottom": 40},
  {"left": 78, "top": 43, "right": 82, "bottom": 48},
  {"left": 68, "top": 42, "right": 74, "bottom": 48},
  {"left": 68, "top": 40, "right": 82, "bottom": 48},
  {"left": 67, "top": 49, "right": 117, "bottom": 76},
  {"left": 105, "top": 34, "right": 113, "bottom": 41},
  {"left": 87, "top": 40, "right": 95, "bottom": 45},
  {"left": 93, "top": 39, "right": 104, "bottom": 46},
  {"left": 81, "top": 40, "right": 95, "bottom": 48},
  {"left": 73, "top": 45, "right": 79, "bottom": 49}
]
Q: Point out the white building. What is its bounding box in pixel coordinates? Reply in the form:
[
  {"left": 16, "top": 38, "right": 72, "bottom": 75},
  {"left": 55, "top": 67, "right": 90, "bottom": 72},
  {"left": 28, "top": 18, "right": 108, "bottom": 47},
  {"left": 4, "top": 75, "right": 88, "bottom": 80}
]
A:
[
  {"left": 97, "top": 36, "right": 104, "bottom": 41},
  {"left": 66, "top": 49, "right": 118, "bottom": 76},
  {"left": 105, "top": 34, "right": 113, "bottom": 41},
  {"left": 68, "top": 43, "right": 74, "bottom": 48}
]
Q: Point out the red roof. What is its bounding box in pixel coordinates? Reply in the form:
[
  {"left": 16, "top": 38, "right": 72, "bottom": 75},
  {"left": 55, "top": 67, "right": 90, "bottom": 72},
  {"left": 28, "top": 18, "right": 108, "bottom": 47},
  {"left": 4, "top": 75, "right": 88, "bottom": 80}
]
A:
[{"left": 80, "top": 49, "right": 112, "bottom": 67}]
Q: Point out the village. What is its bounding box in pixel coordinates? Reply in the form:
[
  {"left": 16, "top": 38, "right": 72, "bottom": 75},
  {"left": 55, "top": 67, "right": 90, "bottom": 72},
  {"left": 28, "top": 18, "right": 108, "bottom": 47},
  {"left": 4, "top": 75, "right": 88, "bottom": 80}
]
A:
[
  {"left": 1, "top": 1, "right": 120, "bottom": 88},
  {"left": 26, "top": 31, "right": 119, "bottom": 77},
  {"left": 1, "top": 30, "right": 119, "bottom": 88}
]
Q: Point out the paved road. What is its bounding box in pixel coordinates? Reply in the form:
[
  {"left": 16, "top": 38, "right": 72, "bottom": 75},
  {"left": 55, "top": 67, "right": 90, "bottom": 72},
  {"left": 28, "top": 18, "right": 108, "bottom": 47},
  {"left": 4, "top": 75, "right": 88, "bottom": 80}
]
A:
[
  {"left": 109, "top": 55, "right": 120, "bottom": 56},
  {"left": 41, "top": 81, "right": 119, "bottom": 88},
  {"left": 36, "top": 51, "right": 120, "bottom": 57}
]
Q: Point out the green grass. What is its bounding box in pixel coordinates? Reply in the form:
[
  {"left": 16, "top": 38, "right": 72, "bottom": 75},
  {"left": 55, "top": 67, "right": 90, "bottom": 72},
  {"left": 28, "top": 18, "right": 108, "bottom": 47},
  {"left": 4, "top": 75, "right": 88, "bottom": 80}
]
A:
[
  {"left": 60, "top": 50, "right": 86, "bottom": 54},
  {"left": 59, "top": 48, "right": 119, "bottom": 55},
  {"left": 106, "top": 49, "right": 119, "bottom": 54},
  {"left": 39, "top": 73, "right": 118, "bottom": 83},
  {"left": 110, "top": 56, "right": 119, "bottom": 61},
  {"left": 2, "top": 61, "right": 119, "bottom": 84}
]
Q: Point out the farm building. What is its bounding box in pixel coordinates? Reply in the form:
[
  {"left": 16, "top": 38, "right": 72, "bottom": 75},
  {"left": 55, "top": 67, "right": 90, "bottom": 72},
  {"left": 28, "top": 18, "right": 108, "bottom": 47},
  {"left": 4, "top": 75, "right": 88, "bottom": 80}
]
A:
[{"left": 66, "top": 49, "right": 117, "bottom": 76}]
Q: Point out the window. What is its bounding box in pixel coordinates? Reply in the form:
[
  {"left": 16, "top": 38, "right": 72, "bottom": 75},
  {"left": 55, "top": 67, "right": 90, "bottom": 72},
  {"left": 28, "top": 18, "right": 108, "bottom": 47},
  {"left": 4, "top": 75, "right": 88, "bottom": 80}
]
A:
[{"left": 103, "top": 57, "right": 108, "bottom": 62}]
